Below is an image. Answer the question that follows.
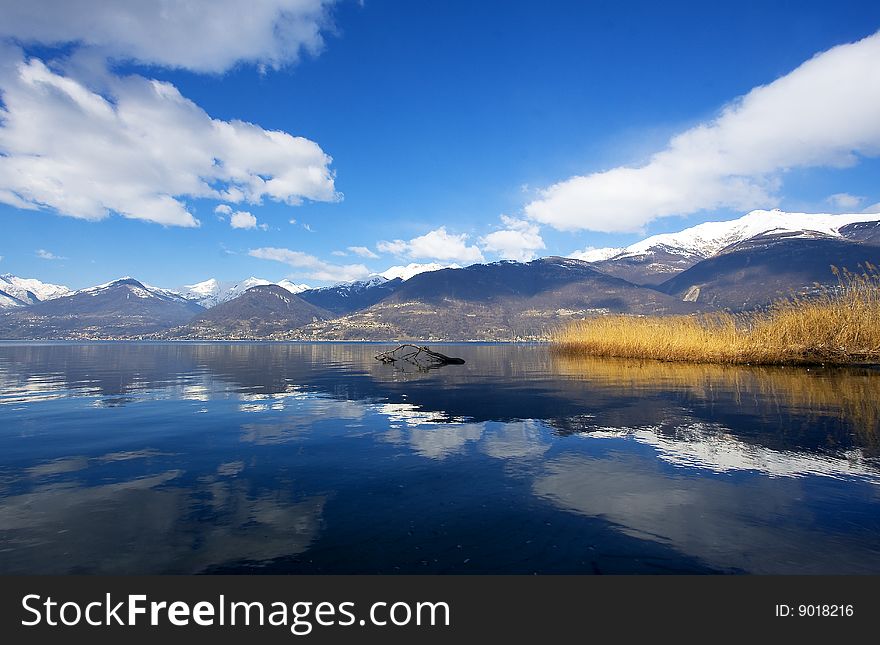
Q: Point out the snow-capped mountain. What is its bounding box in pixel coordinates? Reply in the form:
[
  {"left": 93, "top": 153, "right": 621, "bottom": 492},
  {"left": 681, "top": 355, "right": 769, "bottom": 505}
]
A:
[
  {"left": 576, "top": 209, "right": 880, "bottom": 285},
  {"left": 75, "top": 277, "right": 194, "bottom": 303},
  {"left": 179, "top": 277, "right": 311, "bottom": 308},
  {"left": 179, "top": 278, "right": 223, "bottom": 304},
  {"left": 622, "top": 209, "right": 877, "bottom": 259},
  {"left": 0, "top": 274, "right": 71, "bottom": 308},
  {"left": 179, "top": 277, "right": 268, "bottom": 308}
]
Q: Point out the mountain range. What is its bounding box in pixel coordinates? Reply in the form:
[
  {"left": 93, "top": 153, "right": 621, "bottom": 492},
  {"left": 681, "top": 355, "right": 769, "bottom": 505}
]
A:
[
  {"left": 2, "top": 209, "right": 879, "bottom": 341},
  {"left": 0, "top": 278, "right": 204, "bottom": 339},
  {"left": 294, "top": 257, "right": 692, "bottom": 341}
]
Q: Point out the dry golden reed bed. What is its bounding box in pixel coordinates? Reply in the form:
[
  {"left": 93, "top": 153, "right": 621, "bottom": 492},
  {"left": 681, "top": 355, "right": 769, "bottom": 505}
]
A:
[{"left": 553, "top": 266, "right": 880, "bottom": 365}]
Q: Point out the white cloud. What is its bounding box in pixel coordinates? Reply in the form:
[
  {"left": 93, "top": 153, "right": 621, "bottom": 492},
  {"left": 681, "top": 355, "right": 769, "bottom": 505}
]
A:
[
  {"left": 375, "top": 239, "right": 407, "bottom": 255},
  {"left": 863, "top": 202, "right": 880, "bottom": 214},
  {"left": 479, "top": 215, "right": 545, "bottom": 262},
  {"left": 214, "top": 204, "right": 233, "bottom": 215},
  {"left": 0, "top": 53, "right": 339, "bottom": 227},
  {"left": 826, "top": 193, "right": 863, "bottom": 210},
  {"left": 230, "top": 210, "right": 258, "bottom": 229},
  {"left": 249, "top": 247, "right": 370, "bottom": 283},
  {"left": 0, "top": 0, "right": 336, "bottom": 73},
  {"left": 526, "top": 31, "right": 880, "bottom": 232},
  {"left": 35, "top": 248, "right": 66, "bottom": 260},
  {"left": 347, "top": 245, "right": 379, "bottom": 259},
  {"left": 567, "top": 246, "right": 623, "bottom": 262},
  {"left": 377, "top": 227, "right": 485, "bottom": 264},
  {"left": 379, "top": 262, "right": 459, "bottom": 281}
]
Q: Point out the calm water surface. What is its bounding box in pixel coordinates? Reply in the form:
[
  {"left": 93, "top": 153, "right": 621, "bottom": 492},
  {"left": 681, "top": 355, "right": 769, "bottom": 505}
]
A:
[{"left": 1, "top": 342, "right": 879, "bottom": 574}]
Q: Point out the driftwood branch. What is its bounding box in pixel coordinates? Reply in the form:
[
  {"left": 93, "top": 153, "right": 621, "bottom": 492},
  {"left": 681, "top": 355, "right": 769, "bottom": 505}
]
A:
[{"left": 375, "top": 344, "right": 465, "bottom": 369}]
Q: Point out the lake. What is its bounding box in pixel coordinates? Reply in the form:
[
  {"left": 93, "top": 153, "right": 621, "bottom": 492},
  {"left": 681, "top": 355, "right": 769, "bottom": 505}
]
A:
[{"left": 1, "top": 342, "right": 879, "bottom": 574}]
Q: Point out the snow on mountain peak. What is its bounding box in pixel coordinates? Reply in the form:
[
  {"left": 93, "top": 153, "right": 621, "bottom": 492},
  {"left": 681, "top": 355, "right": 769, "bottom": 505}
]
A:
[
  {"left": 611, "top": 209, "right": 880, "bottom": 261},
  {"left": 177, "top": 277, "right": 310, "bottom": 307},
  {"left": 310, "top": 275, "right": 389, "bottom": 294},
  {"left": 76, "top": 277, "right": 141, "bottom": 294},
  {"left": 569, "top": 208, "right": 880, "bottom": 262},
  {"left": 379, "top": 262, "right": 459, "bottom": 281},
  {"left": 0, "top": 274, "right": 71, "bottom": 306},
  {"left": 276, "top": 279, "right": 311, "bottom": 294},
  {"left": 183, "top": 278, "right": 221, "bottom": 297},
  {"left": 176, "top": 277, "right": 265, "bottom": 307},
  {"left": 567, "top": 247, "right": 624, "bottom": 262}
]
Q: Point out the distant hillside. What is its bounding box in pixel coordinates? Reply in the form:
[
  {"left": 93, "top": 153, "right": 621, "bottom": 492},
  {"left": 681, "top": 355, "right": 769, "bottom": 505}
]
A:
[
  {"left": 657, "top": 232, "right": 880, "bottom": 310},
  {"left": 298, "top": 277, "right": 403, "bottom": 315},
  {"left": 840, "top": 220, "right": 880, "bottom": 246},
  {"left": 589, "top": 247, "right": 703, "bottom": 285},
  {"left": 172, "top": 284, "right": 331, "bottom": 338}
]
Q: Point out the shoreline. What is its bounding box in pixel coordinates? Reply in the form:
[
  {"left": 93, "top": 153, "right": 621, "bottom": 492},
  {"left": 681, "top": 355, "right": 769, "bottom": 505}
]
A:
[{"left": 0, "top": 338, "right": 551, "bottom": 345}]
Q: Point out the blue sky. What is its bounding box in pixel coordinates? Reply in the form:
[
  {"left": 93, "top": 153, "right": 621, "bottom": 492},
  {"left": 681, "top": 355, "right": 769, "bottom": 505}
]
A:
[{"left": 1, "top": 0, "right": 880, "bottom": 289}]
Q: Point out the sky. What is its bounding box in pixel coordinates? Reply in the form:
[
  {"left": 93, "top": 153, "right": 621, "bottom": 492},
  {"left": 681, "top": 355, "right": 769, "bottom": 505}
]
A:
[{"left": 1, "top": 0, "right": 880, "bottom": 289}]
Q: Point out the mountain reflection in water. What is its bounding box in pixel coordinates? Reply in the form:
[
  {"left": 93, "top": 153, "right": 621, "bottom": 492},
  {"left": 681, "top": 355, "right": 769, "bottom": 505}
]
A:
[{"left": 0, "top": 342, "right": 878, "bottom": 574}]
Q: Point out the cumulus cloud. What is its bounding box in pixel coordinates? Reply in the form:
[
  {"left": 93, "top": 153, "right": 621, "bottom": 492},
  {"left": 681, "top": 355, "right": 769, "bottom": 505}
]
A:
[
  {"left": 249, "top": 247, "right": 370, "bottom": 283},
  {"left": 347, "top": 245, "right": 379, "bottom": 259},
  {"left": 375, "top": 239, "right": 407, "bottom": 255},
  {"left": 214, "top": 204, "right": 233, "bottom": 215},
  {"left": 826, "top": 193, "right": 863, "bottom": 210},
  {"left": 35, "top": 248, "right": 66, "bottom": 260},
  {"left": 377, "top": 227, "right": 485, "bottom": 264},
  {"left": 479, "top": 215, "right": 545, "bottom": 262},
  {"left": 230, "top": 211, "right": 258, "bottom": 229},
  {"left": 526, "top": 31, "right": 880, "bottom": 232},
  {"left": 0, "top": 0, "right": 336, "bottom": 73},
  {"left": 0, "top": 53, "right": 339, "bottom": 227}
]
